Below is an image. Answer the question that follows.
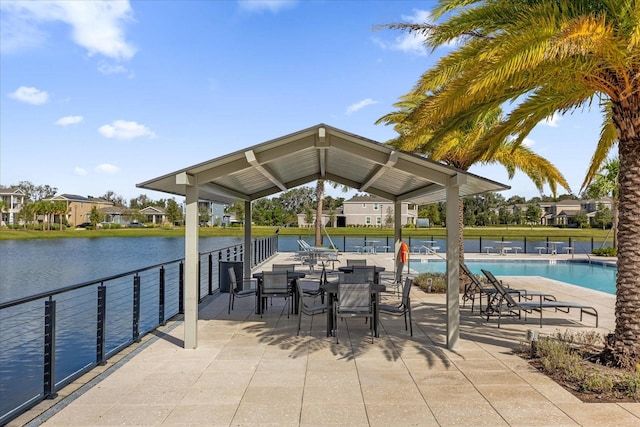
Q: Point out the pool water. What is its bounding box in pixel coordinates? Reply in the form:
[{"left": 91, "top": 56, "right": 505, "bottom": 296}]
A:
[{"left": 409, "top": 260, "right": 616, "bottom": 295}]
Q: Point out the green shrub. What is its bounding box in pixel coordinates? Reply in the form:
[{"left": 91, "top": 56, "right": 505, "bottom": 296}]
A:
[
  {"left": 413, "top": 272, "right": 465, "bottom": 293},
  {"left": 592, "top": 246, "right": 617, "bottom": 257}
]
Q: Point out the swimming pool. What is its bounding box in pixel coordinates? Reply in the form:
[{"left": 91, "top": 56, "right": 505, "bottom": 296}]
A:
[{"left": 409, "top": 259, "right": 616, "bottom": 295}]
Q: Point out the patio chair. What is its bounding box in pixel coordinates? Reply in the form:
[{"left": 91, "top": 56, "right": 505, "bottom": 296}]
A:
[
  {"left": 259, "top": 271, "right": 292, "bottom": 318},
  {"left": 379, "top": 262, "right": 405, "bottom": 297},
  {"left": 296, "top": 280, "right": 326, "bottom": 336},
  {"left": 343, "top": 266, "right": 375, "bottom": 284},
  {"left": 461, "top": 263, "right": 555, "bottom": 314},
  {"left": 460, "top": 263, "right": 499, "bottom": 313},
  {"left": 378, "top": 277, "right": 413, "bottom": 336},
  {"left": 335, "top": 283, "right": 374, "bottom": 344},
  {"left": 480, "top": 269, "right": 598, "bottom": 328},
  {"left": 227, "top": 267, "right": 257, "bottom": 314},
  {"left": 272, "top": 263, "right": 297, "bottom": 272}
]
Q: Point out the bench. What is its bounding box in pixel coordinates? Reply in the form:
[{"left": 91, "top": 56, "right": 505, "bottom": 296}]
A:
[
  {"left": 501, "top": 247, "right": 513, "bottom": 255},
  {"left": 534, "top": 247, "right": 547, "bottom": 255},
  {"left": 563, "top": 246, "right": 574, "bottom": 254},
  {"left": 377, "top": 245, "right": 390, "bottom": 253},
  {"left": 484, "top": 246, "right": 494, "bottom": 254},
  {"left": 512, "top": 246, "right": 522, "bottom": 254}
]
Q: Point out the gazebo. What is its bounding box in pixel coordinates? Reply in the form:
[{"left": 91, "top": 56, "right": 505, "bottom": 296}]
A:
[{"left": 137, "top": 124, "right": 509, "bottom": 350}]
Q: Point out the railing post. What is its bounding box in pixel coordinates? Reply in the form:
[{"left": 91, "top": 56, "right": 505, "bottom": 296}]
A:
[
  {"left": 179, "top": 262, "right": 184, "bottom": 314},
  {"left": 96, "top": 284, "right": 107, "bottom": 365},
  {"left": 44, "top": 298, "right": 58, "bottom": 399},
  {"left": 159, "top": 267, "right": 166, "bottom": 326},
  {"left": 133, "top": 275, "right": 141, "bottom": 343},
  {"left": 208, "top": 254, "right": 213, "bottom": 295},
  {"left": 524, "top": 236, "right": 527, "bottom": 254},
  {"left": 479, "top": 236, "right": 482, "bottom": 254}
]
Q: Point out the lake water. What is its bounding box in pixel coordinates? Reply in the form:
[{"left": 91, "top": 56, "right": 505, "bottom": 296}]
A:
[{"left": 0, "top": 236, "right": 242, "bottom": 303}]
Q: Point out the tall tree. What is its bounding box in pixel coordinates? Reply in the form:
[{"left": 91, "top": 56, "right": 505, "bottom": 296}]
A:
[
  {"left": 381, "top": 0, "right": 640, "bottom": 365},
  {"left": 378, "top": 103, "right": 570, "bottom": 269}
]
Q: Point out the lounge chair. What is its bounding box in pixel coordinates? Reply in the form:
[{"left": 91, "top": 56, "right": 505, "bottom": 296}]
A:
[
  {"left": 460, "top": 263, "right": 555, "bottom": 314},
  {"left": 480, "top": 269, "right": 598, "bottom": 328}
]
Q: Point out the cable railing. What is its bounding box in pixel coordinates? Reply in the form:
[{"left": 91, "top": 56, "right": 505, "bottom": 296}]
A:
[
  {"left": 278, "top": 234, "right": 613, "bottom": 256},
  {"left": 0, "top": 235, "right": 277, "bottom": 425}
]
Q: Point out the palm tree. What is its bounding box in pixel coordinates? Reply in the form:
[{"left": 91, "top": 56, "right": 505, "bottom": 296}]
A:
[
  {"left": 381, "top": 0, "right": 640, "bottom": 365},
  {"left": 584, "top": 157, "right": 619, "bottom": 248},
  {"left": 378, "top": 103, "right": 570, "bottom": 269}
]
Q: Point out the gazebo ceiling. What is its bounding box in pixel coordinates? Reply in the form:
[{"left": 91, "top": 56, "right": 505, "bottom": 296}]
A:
[{"left": 137, "top": 124, "right": 509, "bottom": 205}]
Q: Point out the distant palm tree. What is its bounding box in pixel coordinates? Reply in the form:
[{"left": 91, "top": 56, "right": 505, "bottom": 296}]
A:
[{"left": 380, "top": 0, "right": 640, "bottom": 365}]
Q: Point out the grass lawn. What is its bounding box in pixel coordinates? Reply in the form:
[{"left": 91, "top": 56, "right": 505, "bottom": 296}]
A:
[{"left": 1, "top": 225, "right": 611, "bottom": 241}]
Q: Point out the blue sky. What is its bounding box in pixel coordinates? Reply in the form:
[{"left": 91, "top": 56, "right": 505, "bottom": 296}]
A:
[{"left": 1, "top": 0, "right": 606, "bottom": 203}]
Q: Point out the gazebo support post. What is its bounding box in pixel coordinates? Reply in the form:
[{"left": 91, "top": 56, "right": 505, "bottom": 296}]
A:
[
  {"left": 446, "top": 175, "right": 464, "bottom": 350},
  {"left": 181, "top": 173, "right": 199, "bottom": 349}
]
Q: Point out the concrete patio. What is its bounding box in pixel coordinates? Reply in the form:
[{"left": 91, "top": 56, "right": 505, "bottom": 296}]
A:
[{"left": 17, "top": 252, "right": 639, "bottom": 426}]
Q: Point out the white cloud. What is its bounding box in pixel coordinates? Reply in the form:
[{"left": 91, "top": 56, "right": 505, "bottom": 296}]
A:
[
  {"left": 523, "top": 137, "right": 535, "bottom": 147},
  {"left": 0, "top": 0, "right": 136, "bottom": 60},
  {"left": 346, "top": 98, "right": 378, "bottom": 115},
  {"left": 95, "top": 164, "right": 120, "bottom": 174},
  {"left": 98, "top": 120, "right": 155, "bottom": 140},
  {"left": 55, "top": 115, "right": 83, "bottom": 126},
  {"left": 9, "top": 86, "right": 49, "bottom": 104},
  {"left": 238, "top": 0, "right": 297, "bottom": 13},
  {"left": 74, "top": 167, "right": 88, "bottom": 176},
  {"left": 542, "top": 113, "right": 562, "bottom": 127},
  {"left": 98, "top": 62, "right": 127, "bottom": 74}
]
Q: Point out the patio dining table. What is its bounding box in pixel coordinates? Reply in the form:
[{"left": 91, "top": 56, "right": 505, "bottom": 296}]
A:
[
  {"left": 252, "top": 270, "right": 306, "bottom": 315},
  {"left": 320, "top": 282, "right": 386, "bottom": 338}
]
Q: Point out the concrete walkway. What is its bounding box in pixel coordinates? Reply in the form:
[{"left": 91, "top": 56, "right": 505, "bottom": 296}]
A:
[{"left": 18, "top": 252, "right": 640, "bottom": 426}]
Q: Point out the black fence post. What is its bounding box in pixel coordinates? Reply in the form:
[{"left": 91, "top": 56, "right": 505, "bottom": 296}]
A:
[
  {"left": 44, "top": 298, "right": 58, "bottom": 399},
  {"left": 524, "top": 237, "right": 527, "bottom": 254},
  {"left": 479, "top": 236, "right": 483, "bottom": 254},
  {"left": 208, "top": 254, "right": 213, "bottom": 295},
  {"left": 96, "top": 284, "right": 107, "bottom": 366},
  {"left": 179, "top": 262, "right": 184, "bottom": 314},
  {"left": 133, "top": 275, "right": 141, "bottom": 343},
  {"left": 159, "top": 267, "right": 166, "bottom": 326}
]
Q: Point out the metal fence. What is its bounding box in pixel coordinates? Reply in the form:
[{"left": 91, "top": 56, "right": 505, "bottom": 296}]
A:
[{"left": 0, "top": 235, "right": 277, "bottom": 425}]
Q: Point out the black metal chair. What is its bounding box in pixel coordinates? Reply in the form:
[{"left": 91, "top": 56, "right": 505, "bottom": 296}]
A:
[
  {"left": 296, "top": 280, "right": 326, "bottom": 336},
  {"left": 379, "top": 277, "right": 413, "bottom": 336},
  {"left": 334, "top": 283, "right": 374, "bottom": 344},
  {"left": 227, "top": 267, "right": 256, "bottom": 314},
  {"left": 259, "top": 271, "right": 292, "bottom": 318}
]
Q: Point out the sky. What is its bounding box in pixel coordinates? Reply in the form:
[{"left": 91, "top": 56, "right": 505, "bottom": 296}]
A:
[{"left": 0, "top": 0, "right": 607, "bottom": 204}]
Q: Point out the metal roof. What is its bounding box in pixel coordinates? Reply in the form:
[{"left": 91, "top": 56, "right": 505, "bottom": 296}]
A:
[{"left": 137, "top": 124, "right": 509, "bottom": 205}]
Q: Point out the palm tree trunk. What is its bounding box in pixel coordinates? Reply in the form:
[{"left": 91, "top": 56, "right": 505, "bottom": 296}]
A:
[
  {"left": 612, "top": 98, "right": 640, "bottom": 365},
  {"left": 315, "top": 180, "right": 324, "bottom": 246}
]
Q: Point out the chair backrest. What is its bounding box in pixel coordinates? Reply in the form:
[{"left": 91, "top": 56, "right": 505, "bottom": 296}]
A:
[
  {"left": 272, "top": 263, "right": 296, "bottom": 272},
  {"left": 228, "top": 267, "right": 240, "bottom": 292},
  {"left": 347, "top": 259, "right": 367, "bottom": 267},
  {"left": 401, "top": 277, "right": 413, "bottom": 305},
  {"left": 261, "top": 271, "right": 290, "bottom": 294},
  {"left": 461, "top": 263, "right": 483, "bottom": 291},
  {"left": 338, "top": 283, "right": 372, "bottom": 313},
  {"left": 343, "top": 266, "right": 375, "bottom": 284},
  {"left": 481, "top": 269, "right": 518, "bottom": 306}
]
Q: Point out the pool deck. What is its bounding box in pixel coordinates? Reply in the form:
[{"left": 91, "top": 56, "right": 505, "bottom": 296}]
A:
[{"left": 17, "top": 251, "right": 639, "bottom": 427}]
